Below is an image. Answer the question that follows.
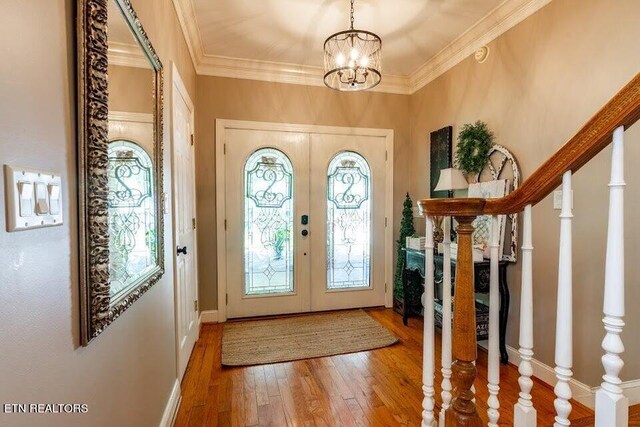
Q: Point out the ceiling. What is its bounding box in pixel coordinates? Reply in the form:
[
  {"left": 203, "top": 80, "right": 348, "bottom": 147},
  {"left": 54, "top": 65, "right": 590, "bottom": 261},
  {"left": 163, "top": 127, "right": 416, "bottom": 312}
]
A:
[
  {"left": 108, "top": 0, "right": 152, "bottom": 68},
  {"left": 108, "top": 0, "right": 138, "bottom": 45},
  {"left": 172, "top": 0, "right": 551, "bottom": 93},
  {"left": 192, "top": 0, "right": 501, "bottom": 76}
]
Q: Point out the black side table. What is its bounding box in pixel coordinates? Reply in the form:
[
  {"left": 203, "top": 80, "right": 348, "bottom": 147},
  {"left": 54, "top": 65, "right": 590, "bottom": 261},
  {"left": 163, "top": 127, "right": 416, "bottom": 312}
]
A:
[{"left": 396, "top": 248, "right": 510, "bottom": 364}]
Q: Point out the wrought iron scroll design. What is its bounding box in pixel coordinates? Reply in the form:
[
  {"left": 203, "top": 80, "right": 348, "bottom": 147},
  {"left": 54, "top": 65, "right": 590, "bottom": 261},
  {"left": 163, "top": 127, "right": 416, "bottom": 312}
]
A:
[
  {"left": 327, "top": 152, "right": 372, "bottom": 289},
  {"left": 244, "top": 149, "right": 294, "bottom": 295},
  {"left": 328, "top": 159, "right": 369, "bottom": 209},
  {"left": 245, "top": 156, "right": 293, "bottom": 208}
]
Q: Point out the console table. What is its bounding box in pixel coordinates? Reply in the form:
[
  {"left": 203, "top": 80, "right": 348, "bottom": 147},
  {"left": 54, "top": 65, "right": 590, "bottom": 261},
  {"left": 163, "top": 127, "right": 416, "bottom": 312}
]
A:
[{"left": 397, "top": 248, "right": 510, "bottom": 364}]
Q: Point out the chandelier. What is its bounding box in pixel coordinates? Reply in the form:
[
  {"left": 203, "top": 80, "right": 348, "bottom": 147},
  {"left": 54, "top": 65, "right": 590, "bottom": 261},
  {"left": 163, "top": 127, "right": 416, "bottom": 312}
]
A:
[{"left": 323, "top": 0, "right": 382, "bottom": 91}]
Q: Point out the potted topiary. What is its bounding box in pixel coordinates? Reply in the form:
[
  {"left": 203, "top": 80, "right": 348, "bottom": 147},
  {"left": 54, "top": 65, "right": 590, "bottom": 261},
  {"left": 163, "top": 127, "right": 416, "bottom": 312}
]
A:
[{"left": 393, "top": 193, "right": 416, "bottom": 314}]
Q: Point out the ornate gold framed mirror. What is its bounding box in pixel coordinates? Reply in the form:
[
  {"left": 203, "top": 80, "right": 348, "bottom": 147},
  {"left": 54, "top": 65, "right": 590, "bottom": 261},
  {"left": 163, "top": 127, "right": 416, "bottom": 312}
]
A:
[{"left": 78, "top": 0, "right": 164, "bottom": 345}]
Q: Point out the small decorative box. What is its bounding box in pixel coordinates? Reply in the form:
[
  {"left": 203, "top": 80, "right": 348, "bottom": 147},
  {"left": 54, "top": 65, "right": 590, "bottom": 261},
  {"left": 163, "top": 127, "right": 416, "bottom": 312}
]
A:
[{"left": 406, "top": 236, "right": 426, "bottom": 250}]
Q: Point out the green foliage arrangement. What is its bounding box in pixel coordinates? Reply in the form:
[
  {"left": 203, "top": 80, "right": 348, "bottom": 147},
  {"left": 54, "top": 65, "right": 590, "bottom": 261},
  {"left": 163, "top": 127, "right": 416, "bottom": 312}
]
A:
[
  {"left": 273, "top": 228, "right": 290, "bottom": 260},
  {"left": 394, "top": 193, "right": 416, "bottom": 299},
  {"left": 455, "top": 121, "right": 495, "bottom": 175}
]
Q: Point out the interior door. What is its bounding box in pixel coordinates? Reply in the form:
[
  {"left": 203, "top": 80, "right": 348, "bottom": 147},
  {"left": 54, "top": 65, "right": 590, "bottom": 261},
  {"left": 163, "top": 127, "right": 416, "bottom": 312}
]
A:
[
  {"left": 225, "top": 129, "right": 311, "bottom": 318},
  {"left": 309, "top": 133, "right": 387, "bottom": 311},
  {"left": 172, "top": 77, "right": 198, "bottom": 379}
]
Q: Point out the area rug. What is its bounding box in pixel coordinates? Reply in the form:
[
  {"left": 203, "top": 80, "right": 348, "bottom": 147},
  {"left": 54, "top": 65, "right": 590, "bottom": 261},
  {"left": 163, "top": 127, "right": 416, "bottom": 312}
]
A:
[{"left": 221, "top": 310, "right": 398, "bottom": 366}]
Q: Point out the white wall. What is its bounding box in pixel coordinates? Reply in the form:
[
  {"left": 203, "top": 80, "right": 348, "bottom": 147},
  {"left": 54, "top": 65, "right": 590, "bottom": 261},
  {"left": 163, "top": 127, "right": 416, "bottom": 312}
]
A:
[{"left": 0, "top": 0, "right": 195, "bottom": 426}]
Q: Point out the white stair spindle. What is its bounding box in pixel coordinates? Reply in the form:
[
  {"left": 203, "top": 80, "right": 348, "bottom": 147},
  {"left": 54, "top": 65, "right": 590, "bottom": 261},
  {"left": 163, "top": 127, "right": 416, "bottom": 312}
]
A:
[
  {"left": 514, "top": 204, "right": 537, "bottom": 426},
  {"left": 487, "top": 215, "right": 501, "bottom": 426},
  {"left": 422, "top": 215, "right": 436, "bottom": 427},
  {"left": 439, "top": 216, "right": 453, "bottom": 427},
  {"left": 595, "top": 126, "right": 628, "bottom": 426},
  {"left": 554, "top": 171, "right": 574, "bottom": 427}
]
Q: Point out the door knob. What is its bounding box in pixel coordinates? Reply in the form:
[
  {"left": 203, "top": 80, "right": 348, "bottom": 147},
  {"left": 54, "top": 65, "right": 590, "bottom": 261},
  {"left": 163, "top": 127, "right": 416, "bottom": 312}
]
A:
[
  {"left": 177, "top": 246, "right": 188, "bottom": 256},
  {"left": 301, "top": 229, "right": 309, "bottom": 237}
]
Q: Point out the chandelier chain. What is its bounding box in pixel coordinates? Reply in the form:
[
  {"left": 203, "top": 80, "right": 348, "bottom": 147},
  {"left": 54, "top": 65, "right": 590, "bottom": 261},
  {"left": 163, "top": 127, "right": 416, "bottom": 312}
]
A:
[{"left": 350, "top": 0, "right": 355, "bottom": 30}]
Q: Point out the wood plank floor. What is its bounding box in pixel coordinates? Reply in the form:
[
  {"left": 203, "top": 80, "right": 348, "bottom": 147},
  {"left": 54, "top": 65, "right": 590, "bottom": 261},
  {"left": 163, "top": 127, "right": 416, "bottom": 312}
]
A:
[{"left": 174, "top": 308, "right": 637, "bottom": 426}]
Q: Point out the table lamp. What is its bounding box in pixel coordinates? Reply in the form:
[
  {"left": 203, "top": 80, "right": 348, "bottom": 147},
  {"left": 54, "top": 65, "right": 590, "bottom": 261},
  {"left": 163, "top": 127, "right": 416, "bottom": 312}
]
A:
[{"left": 432, "top": 168, "right": 469, "bottom": 243}]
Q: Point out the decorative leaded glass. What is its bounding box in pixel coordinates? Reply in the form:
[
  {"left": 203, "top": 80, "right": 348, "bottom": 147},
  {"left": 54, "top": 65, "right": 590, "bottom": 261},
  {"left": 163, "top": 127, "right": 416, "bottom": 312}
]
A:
[
  {"left": 328, "top": 157, "right": 369, "bottom": 209},
  {"left": 244, "top": 148, "right": 294, "bottom": 295},
  {"left": 107, "top": 140, "right": 156, "bottom": 299},
  {"left": 327, "top": 151, "right": 371, "bottom": 290},
  {"left": 245, "top": 153, "right": 292, "bottom": 208}
]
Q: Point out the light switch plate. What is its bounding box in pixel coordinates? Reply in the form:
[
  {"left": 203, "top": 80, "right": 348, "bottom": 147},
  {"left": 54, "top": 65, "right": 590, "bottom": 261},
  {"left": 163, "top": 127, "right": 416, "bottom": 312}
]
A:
[
  {"left": 553, "top": 189, "right": 573, "bottom": 210},
  {"left": 4, "top": 165, "right": 63, "bottom": 231},
  {"left": 553, "top": 190, "right": 562, "bottom": 209}
]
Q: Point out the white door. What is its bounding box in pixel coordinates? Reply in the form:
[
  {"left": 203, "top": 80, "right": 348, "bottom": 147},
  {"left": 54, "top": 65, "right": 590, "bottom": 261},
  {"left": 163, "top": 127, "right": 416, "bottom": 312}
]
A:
[
  {"left": 225, "top": 129, "right": 311, "bottom": 318},
  {"left": 223, "top": 125, "right": 388, "bottom": 318},
  {"left": 172, "top": 68, "right": 198, "bottom": 379},
  {"left": 309, "top": 134, "right": 387, "bottom": 311}
]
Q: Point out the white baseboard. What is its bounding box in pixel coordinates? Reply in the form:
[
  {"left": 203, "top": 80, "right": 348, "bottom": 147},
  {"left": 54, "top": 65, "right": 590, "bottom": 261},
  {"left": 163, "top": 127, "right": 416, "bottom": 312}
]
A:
[
  {"left": 199, "top": 310, "right": 219, "bottom": 324},
  {"left": 505, "top": 345, "right": 640, "bottom": 409},
  {"left": 159, "top": 379, "right": 181, "bottom": 427}
]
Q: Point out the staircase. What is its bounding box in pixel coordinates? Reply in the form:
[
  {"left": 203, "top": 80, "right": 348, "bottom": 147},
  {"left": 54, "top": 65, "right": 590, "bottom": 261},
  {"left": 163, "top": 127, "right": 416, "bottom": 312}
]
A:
[{"left": 417, "top": 73, "right": 640, "bottom": 427}]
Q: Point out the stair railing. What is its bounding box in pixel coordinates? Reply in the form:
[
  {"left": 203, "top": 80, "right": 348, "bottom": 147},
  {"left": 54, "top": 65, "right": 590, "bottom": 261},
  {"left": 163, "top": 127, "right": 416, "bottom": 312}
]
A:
[{"left": 417, "top": 72, "right": 640, "bottom": 427}]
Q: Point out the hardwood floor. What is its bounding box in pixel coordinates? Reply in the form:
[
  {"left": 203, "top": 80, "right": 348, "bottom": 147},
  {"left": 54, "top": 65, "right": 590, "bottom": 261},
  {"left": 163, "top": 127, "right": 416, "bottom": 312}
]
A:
[{"left": 174, "top": 308, "right": 635, "bottom": 426}]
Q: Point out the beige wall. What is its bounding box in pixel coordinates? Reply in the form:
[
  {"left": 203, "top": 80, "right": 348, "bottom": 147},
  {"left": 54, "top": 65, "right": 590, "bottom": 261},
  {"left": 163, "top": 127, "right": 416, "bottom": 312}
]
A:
[
  {"left": 108, "top": 64, "right": 154, "bottom": 114},
  {"left": 0, "top": 1, "right": 195, "bottom": 426},
  {"left": 194, "top": 77, "right": 411, "bottom": 310},
  {"left": 410, "top": 0, "right": 640, "bottom": 385}
]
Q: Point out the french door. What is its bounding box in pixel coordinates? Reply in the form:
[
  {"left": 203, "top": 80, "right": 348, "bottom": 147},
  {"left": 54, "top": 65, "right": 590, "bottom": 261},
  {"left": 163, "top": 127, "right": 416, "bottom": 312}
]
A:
[{"left": 221, "top": 122, "right": 391, "bottom": 319}]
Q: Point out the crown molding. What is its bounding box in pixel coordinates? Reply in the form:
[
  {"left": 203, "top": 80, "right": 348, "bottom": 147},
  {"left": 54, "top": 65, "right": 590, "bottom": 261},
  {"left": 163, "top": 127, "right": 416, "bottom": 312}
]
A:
[
  {"left": 409, "top": 0, "right": 552, "bottom": 92},
  {"left": 172, "top": 0, "right": 553, "bottom": 95},
  {"left": 171, "top": 0, "right": 205, "bottom": 69},
  {"left": 108, "top": 111, "right": 154, "bottom": 124},
  {"left": 197, "top": 54, "right": 412, "bottom": 95},
  {"left": 107, "top": 41, "right": 151, "bottom": 68}
]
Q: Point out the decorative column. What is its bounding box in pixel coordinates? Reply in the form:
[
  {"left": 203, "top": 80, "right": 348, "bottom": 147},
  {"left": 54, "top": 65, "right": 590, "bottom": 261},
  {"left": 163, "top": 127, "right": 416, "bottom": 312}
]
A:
[
  {"left": 554, "top": 171, "right": 574, "bottom": 427},
  {"left": 422, "top": 216, "right": 436, "bottom": 427},
  {"left": 487, "top": 215, "right": 501, "bottom": 427},
  {"left": 439, "top": 216, "right": 453, "bottom": 427},
  {"left": 514, "top": 204, "right": 537, "bottom": 426},
  {"left": 446, "top": 215, "right": 482, "bottom": 427},
  {"left": 595, "top": 126, "right": 628, "bottom": 426}
]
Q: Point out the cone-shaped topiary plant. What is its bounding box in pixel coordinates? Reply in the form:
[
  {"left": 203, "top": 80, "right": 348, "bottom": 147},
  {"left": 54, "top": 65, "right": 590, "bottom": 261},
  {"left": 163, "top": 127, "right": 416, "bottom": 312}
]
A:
[{"left": 394, "top": 193, "right": 416, "bottom": 299}]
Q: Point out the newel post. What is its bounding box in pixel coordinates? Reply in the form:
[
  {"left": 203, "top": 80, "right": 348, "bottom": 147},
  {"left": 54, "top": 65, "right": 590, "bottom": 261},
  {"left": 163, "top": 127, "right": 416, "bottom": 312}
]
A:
[{"left": 446, "top": 215, "right": 483, "bottom": 427}]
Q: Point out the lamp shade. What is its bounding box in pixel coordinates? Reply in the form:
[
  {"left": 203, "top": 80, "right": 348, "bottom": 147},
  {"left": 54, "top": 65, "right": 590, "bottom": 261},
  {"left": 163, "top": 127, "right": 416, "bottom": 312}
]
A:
[{"left": 434, "top": 168, "right": 469, "bottom": 191}]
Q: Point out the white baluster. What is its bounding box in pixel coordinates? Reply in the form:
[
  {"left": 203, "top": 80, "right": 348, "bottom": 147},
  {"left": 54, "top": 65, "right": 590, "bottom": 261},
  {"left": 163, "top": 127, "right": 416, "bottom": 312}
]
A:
[
  {"left": 439, "top": 216, "right": 453, "bottom": 427},
  {"left": 487, "top": 215, "right": 501, "bottom": 426},
  {"left": 422, "top": 216, "right": 436, "bottom": 427},
  {"left": 595, "top": 126, "right": 628, "bottom": 426},
  {"left": 514, "top": 204, "right": 537, "bottom": 427},
  {"left": 554, "top": 171, "right": 573, "bottom": 427}
]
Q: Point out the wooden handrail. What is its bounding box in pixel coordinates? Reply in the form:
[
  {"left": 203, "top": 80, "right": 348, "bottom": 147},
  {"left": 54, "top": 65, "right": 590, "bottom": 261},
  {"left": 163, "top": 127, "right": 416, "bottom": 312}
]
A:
[{"left": 419, "top": 73, "right": 640, "bottom": 216}]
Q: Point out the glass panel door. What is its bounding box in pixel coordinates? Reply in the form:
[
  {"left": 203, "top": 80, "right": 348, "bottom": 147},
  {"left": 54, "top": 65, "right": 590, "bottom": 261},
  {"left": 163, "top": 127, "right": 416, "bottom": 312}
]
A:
[
  {"left": 224, "top": 128, "right": 310, "bottom": 318},
  {"left": 244, "top": 148, "right": 294, "bottom": 295},
  {"left": 309, "top": 133, "right": 387, "bottom": 312},
  {"left": 326, "top": 151, "right": 372, "bottom": 290}
]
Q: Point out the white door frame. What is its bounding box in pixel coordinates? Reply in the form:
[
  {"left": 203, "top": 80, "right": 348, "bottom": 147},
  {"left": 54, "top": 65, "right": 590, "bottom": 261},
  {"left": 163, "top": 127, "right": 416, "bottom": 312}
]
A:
[
  {"left": 215, "top": 119, "right": 394, "bottom": 322},
  {"left": 171, "top": 62, "right": 199, "bottom": 376}
]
